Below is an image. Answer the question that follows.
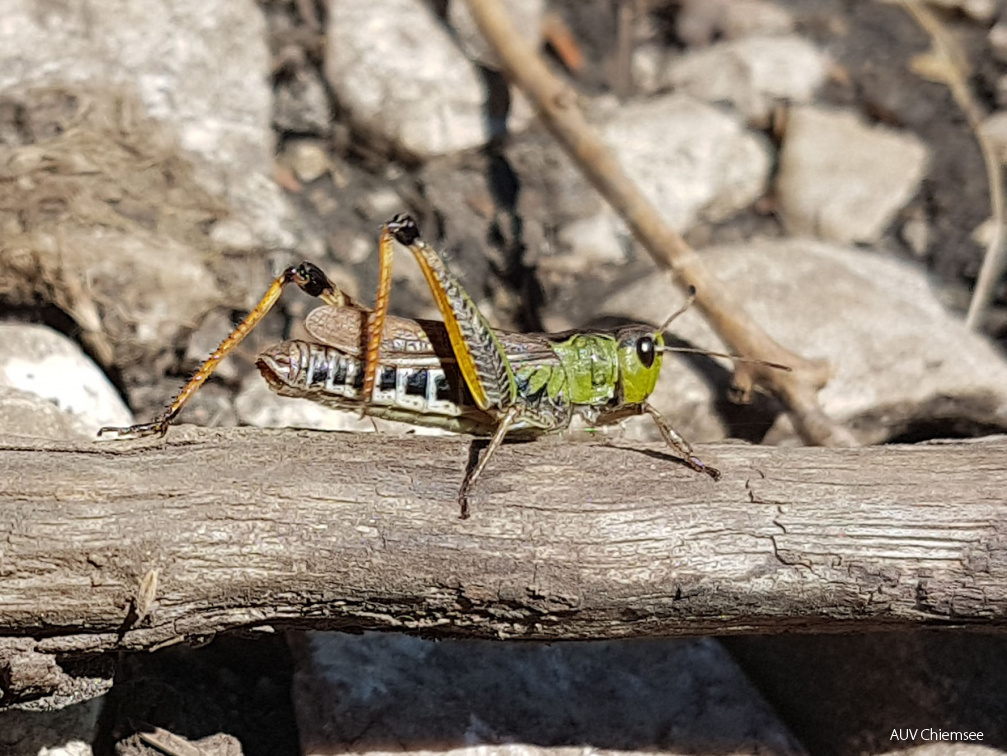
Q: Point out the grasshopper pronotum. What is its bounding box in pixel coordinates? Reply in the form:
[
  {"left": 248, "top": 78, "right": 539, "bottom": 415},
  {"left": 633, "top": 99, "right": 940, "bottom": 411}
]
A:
[{"left": 101, "top": 214, "right": 785, "bottom": 517}]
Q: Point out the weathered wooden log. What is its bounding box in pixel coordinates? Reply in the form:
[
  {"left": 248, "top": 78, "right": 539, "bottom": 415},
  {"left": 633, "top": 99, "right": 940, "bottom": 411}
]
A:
[{"left": 1, "top": 429, "right": 1006, "bottom": 704}]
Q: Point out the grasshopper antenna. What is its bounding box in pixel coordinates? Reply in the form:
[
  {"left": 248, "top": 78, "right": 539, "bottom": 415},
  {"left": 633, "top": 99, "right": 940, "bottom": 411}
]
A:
[
  {"left": 658, "top": 285, "right": 697, "bottom": 332},
  {"left": 658, "top": 346, "right": 792, "bottom": 372},
  {"left": 657, "top": 285, "right": 791, "bottom": 372}
]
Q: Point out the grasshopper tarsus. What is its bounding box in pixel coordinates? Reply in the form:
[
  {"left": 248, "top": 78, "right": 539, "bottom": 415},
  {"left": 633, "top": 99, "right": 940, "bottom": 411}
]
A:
[
  {"left": 98, "top": 418, "right": 169, "bottom": 439},
  {"left": 689, "top": 456, "right": 722, "bottom": 481}
]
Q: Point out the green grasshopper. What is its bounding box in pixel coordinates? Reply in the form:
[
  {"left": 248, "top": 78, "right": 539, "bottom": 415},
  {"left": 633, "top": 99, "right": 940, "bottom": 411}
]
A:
[{"left": 101, "top": 214, "right": 782, "bottom": 517}]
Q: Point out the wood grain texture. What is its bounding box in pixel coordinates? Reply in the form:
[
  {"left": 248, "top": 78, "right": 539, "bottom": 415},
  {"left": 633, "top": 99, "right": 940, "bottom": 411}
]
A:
[{"left": 1, "top": 429, "right": 1006, "bottom": 702}]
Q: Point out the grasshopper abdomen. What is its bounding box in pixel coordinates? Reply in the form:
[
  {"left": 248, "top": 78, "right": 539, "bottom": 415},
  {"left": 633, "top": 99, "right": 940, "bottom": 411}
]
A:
[{"left": 257, "top": 340, "right": 481, "bottom": 425}]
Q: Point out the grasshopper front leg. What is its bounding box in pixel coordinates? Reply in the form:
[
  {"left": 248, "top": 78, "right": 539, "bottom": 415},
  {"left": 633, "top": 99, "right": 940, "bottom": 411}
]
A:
[
  {"left": 99, "top": 263, "right": 363, "bottom": 439},
  {"left": 590, "top": 403, "right": 720, "bottom": 480},
  {"left": 643, "top": 403, "right": 721, "bottom": 480}
]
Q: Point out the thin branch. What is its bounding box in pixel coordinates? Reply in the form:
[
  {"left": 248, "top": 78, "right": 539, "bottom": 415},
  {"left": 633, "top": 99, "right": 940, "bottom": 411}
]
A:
[
  {"left": 463, "top": 0, "right": 856, "bottom": 447},
  {"left": 899, "top": 0, "right": 1007, "bottom": 330}
]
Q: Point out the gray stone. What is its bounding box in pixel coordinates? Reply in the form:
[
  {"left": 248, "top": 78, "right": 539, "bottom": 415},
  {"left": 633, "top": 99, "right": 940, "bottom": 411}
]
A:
[
  {"left": 900, "top": 212, "right": 931, "bottom": 258},
  {"left": 0, "top": 0, "right": 295, "bottom": 250},
  {"left": 601, "top": 94, "right": 772, "bottom": 230},
  {"left": 280, "top": 139, "right": 333, "bottom": 184},
  {"left": 326, "top": 0, "right": 495, "bottom": 158},
  {"left": 0, "top": 323, "right": 132, "bottom": 436},
  {"left": 543, "top": 93, "right": 769, "bottom": 263},
  {"left": 726, "top": 632, "right": 1007, "bottom": 755},
  {"left": 511, "top": 95, "right": 771, "bottom": 273},
  {"left": 979, "top": 110, "right": 1007, "bottom": 163},
  {"left": 0, "top": 386, "right": 92, "bottom": 441},
  {"left": 0, "top": 0, "right": 293, "bottom": 370},
  {"left": 234, "top": 373, "right": 376, "bottom": 433},
  {"left": 291, "top": 632, "right": 805, "bottom": 755},
  {"left": 601, "top": 239, "right": 1007, "bottom": 446},
  {"left": 0, "top": 696, "right": 104, "bottom": 756},
  {"left": 0, "top": 191, "right": 227, "bottom": 367},
  {"left": 991, "top": 20, "right": 1007, "bottom": 64},
  {"left": 677, "top": 0, "right": 795, "bottom": 47},
  {"left": 273, "top": 69, "right": 332, "bottom": 136},
  {"left": 661, "top": 35, "right": 829, "bottom": 125},
  {"left": 926, "top": 0, "right": 999, "bottom": 22},
  {"left": 448, "top": 0, "right": 545, "bottom": 70},
  {"left": 552, "top": 212, "right": 632, "bottom": 271},
  {"left": 776, "top": 106, "right": 929, "bottom": 244}
]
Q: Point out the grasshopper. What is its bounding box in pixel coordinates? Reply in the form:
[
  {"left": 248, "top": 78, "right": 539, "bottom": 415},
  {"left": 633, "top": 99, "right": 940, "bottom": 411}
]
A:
[{"left": 101, "top": 214, "right": 783, "bottom": 517}]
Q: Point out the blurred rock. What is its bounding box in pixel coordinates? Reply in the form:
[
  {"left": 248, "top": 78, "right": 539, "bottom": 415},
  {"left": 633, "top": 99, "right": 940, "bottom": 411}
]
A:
[
  {"left": 291, "top": 632, "right": 805, "bottom": 755},
  {"left": 776, "top": 106, "right": 929, "bottom": 244},
  {"left": 326, "top": 0, "right": 504, "bottom": 158},
  {"left": 601, "top": 239, "right": 1007, "bottom": 446},
  {"left": 0, "top": 696, "right": 104, "bottom": 756},
  {"left": 900, "top": 213, "right": 931, "bottom": 258},
  {"left": 552, "top": 212, "right": 632, "bottom": 271},
  {"left": 979, "top": 110, "right": 1007, "bottom": 162},
  {"left": 279, "top": 139, "right": 332, "bottom": 184},
  {"left": 0, "top": 0, "right": 295, "bottom": 250},
  {"left": 40, "top": 743, "right": 93, "bottom": 756},
  {"left": 448, "top": 0, "right": 545, "bottom": 70},
  {"left": 602, "top": 94, "right": 771, "bottom": 229},
  {"left": 0, "top": 386, "right": 92, "bottom": 441},
  {"left": 0, "top": 80, "right": 271, "bottom": 372},
  {"left": 630, "top": 43, "right": 667, "bottom": 94},
  {"left": 596, "top": 95, "right": 769, "bottom": 236},
  {"left": 0, "top": 323, "right": 132, "bottom": 436},
  {"left": 991, "top": 18, "right": 1007, "bottom": 63},
  {"left": 926, "top": 0, "right": 999, "bottom": 23},
  {"left": 727, "top": 631, "right": 1007, "bottom": 756},
  {"left": 658, "top": 35, "right": 829, "bottom": 125},
  {"left": 274, "top": 69, "right": 332, "bottom": 136},
  {"left": 677, "top": 0, "right": 795, "bottom": 47},
  {"left": 511, "top": 95, "right": 771, "bottom": 273}
]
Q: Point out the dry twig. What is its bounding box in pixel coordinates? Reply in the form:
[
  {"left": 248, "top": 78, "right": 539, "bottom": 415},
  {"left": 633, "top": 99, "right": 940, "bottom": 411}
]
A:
[
  {"left": 463, "top": 0, "right": 855, "bottom": 447},
  {"left": 898, "top": 0, "right": 1006, "bottom": 330}
]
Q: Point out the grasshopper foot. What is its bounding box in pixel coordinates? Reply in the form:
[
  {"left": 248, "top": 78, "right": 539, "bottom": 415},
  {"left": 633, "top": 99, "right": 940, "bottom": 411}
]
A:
[
  {"left": 687, "top": 455, "right": 721, "bottom": 481},
  {"left": 97, "top": 420, "right": 170, "bottom": 440}
]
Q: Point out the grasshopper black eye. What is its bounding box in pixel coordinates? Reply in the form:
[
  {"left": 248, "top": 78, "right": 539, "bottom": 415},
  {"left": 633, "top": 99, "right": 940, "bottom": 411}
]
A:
[{"left": 636, "top": 336, "right": 656, "bottom": 368}]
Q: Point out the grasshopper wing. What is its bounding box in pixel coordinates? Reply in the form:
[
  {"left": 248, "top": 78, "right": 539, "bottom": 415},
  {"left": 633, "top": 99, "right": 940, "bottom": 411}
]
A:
[
  {"left": 305, "top": 306, "right": 453, "bottom": 360},
  {"left": 305, "top": 306, "right": 558, "bottom": 368}
]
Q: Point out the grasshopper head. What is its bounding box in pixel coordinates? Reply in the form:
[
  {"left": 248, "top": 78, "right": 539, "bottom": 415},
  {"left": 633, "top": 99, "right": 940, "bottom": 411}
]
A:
[{"left": 616, "top": 327, "right": 664, "bottom": 405}]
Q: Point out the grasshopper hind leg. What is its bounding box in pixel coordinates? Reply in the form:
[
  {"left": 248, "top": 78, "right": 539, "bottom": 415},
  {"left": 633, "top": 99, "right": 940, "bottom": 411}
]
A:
[
  {"left": 98, "top": 262, "right": 356, "bottom": 440},
  {"left": 642, "top": 403, "right": 721, "bottom": 480}
]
